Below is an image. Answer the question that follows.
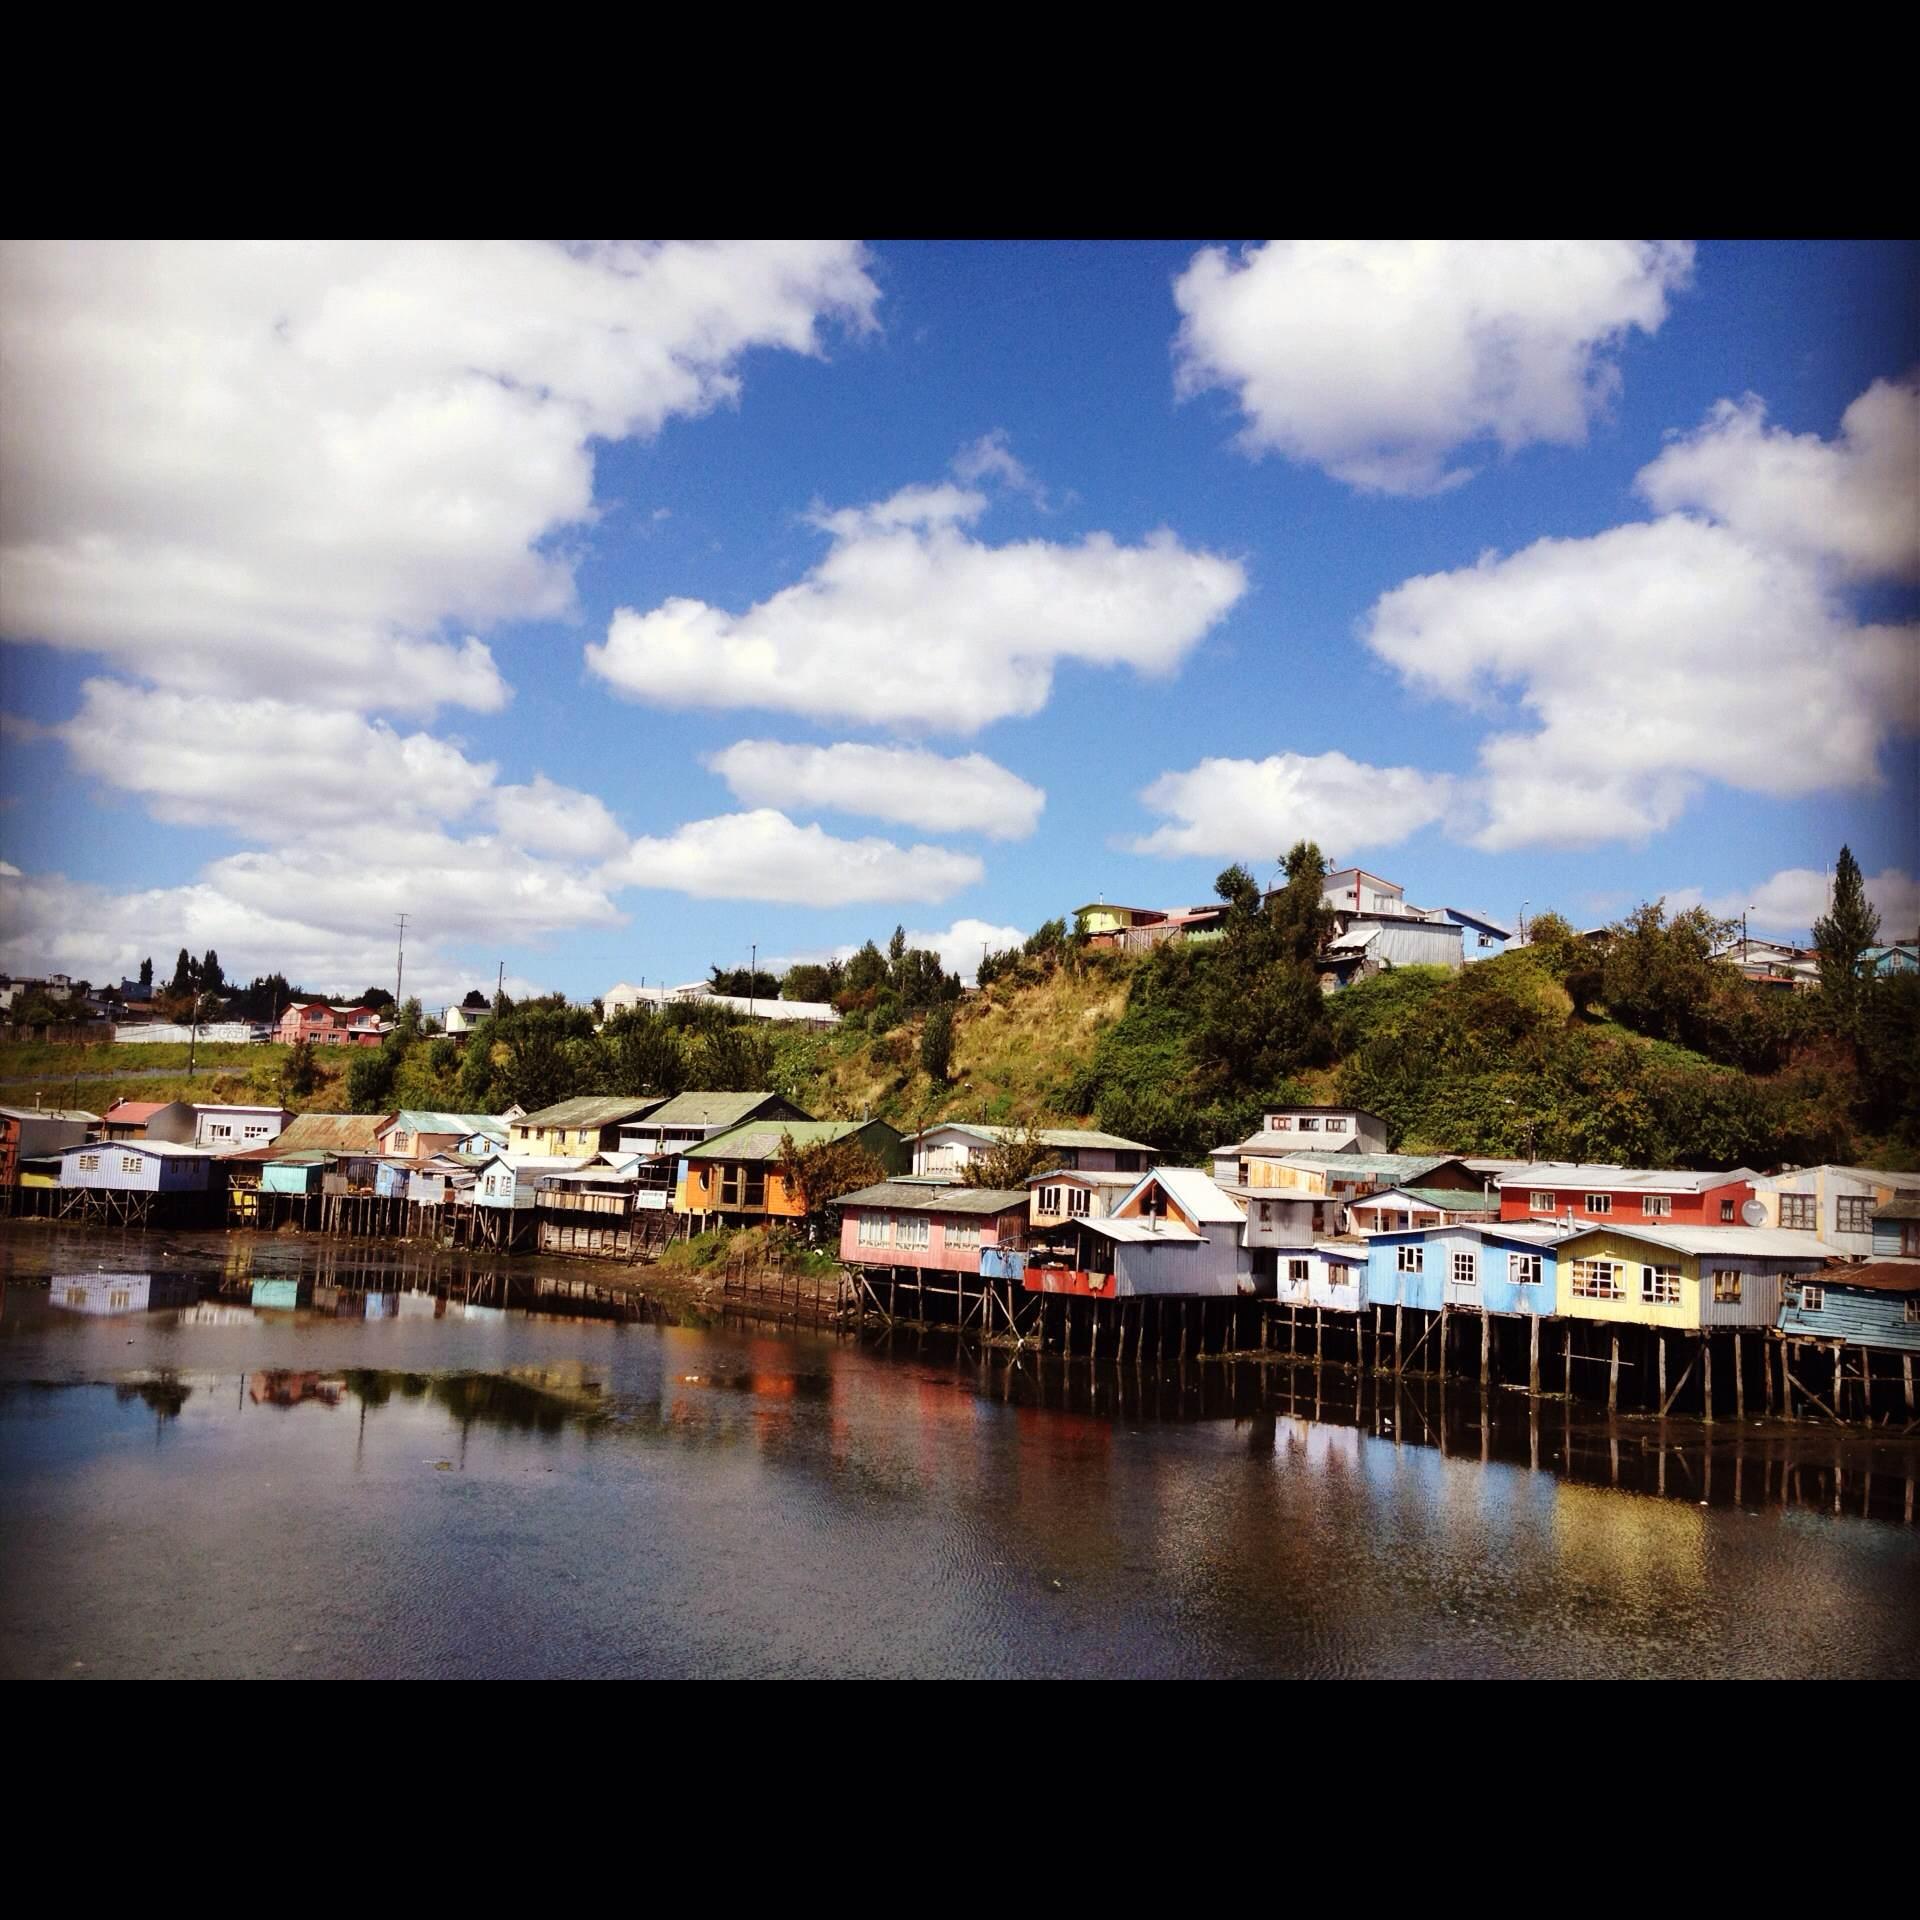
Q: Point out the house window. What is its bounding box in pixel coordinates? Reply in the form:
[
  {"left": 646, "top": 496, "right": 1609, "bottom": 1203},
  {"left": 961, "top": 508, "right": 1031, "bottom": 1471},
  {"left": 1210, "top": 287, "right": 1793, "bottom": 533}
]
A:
[
  {"left": 209, "top": 1124, "right": 232, "bottom": 1140},
  {"left": 1904, "top": 1299, "right": 1920, "bottom": 1325},
  {"left": 245, "top": 1124, "right": 270, "bottom": 1139},
  {"left": 79, "top": 1153, "right": 100, "bottom": 1172},
  {"left": 1711, "top": 1271, "right": 1742, "bottom": 1304},
  {"left": 1800, "top": 1285, "right": 1824, "bottom": 1313},
  {"left": 1571, "top": 1259, "right": 1623, "bottom": 1300},
  {"left": 1779, "top": 1194, "right": 1817, "bottom": 1230},
  {"left": 1288, "top": 1259, "right": 1310, "bottom": 1283},
  {"left": 1721, "top": 1199, "right": 1735, "bottom": 1221},
  {"left": 1328, "top": 1264, "right": 1351, "bottom": 1286},
  {"left": 1509, "top": 1253, "right": 1542, "bottom": 1285},
  {"left": 1397, "top": 1245, "right": 1424, "bottom": 1273},
  {"left": 1258, "top": 1202, "right": 1272, "bottom": 1224},
  {"left": 1452, "top": 1252, "right": 1477, "bottom": 1288},
  {"left": 1325, "top": 1117, "right": 1348, "bottom": 1133},
  {"left": 1039, "top": 1186, "right": 1061, "bottom": 1215},
  {"left": 1267, "top": 1116, "right": 1292, "bottom": 1130},
  {"left": 108, "top": 1289, "right": 130, "bottom": 1311},
  {"left": 121, "top": 1155, "right": 141, "bottom": 1175},
  {"left": 1067, "top": 1187, "right": 1091, "bottom": 1218},
  {"left": 896, "top": 1214, "right": 929, "bottom": 1250},
  {"left": 1298, "top": 1117, "right": 1320, "bottom": 1131},
  {"left": 1529, "top": 1191, "right": 1555, "bottom": 1211},
  {"left": 1642, "top": 1195, "right": 1672, "bottom": 1218},
  {"left": 1836, "top": 1196, "right": 1872, "bottom": 1235},
  {"left": 947, "top": 1218, "right": 980, "bottom": 1250},
  {"left": 1904, "top": 1224, "right": 1920, "bottom": 1258},
  {"left": 1642, "top": 1266, "right": 1683, "bottom": 1306},
  {"left": 856, "top": 1212, "right": 889, "bottom": 1247},
  {"left": 1584, "top": 1195, "right": 1613, "bottom": 1215},
  {"left": 718, "top": 1164, "right": 766, "bottom": 1209}
]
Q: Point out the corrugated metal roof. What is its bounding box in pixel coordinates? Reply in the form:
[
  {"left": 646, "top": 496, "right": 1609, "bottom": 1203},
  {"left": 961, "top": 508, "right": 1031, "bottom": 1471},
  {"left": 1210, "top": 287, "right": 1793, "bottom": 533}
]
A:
[
  {"left": 1080, "top": 1216, "right": 1204, "bottom": 1244},
  {"left": 56, "top": 1139, "right": 212, "bottom": 1158},
  {"left": 516, "top": 1096, "right": 667, "bottom": 1129},
  {"left": 102, "top": 1101, "right": 169, "bottom": 1123},
  {"left": 688, "top": 1118, "right": 887, "bottom": 1162},
  {"left": 1558, "top": 1223, "right": 1838, "bottom": 1258},
  {"left": 1144, "top": 1167, "right": 1246, "bottom": 1226},
  {"left": 1252, "top": 1150, "right": 1471, "bottom": 1183},
  {"left": 0, "top": 1106, "right": 100, "bottom": 1123},
  {"left": 220, "top": 1112, "right": 394, "bottom": 1160},
  {"left": 1354, "top": 1185, "right": 1500, "bottom": 1212},
  {"left": 1493, "top": 1163, "right": 1757, "bottom": 1192},
  {"left": 627, "top": 1090, "right": 803, "bottom": 1130},
  {"left": 1023, "top": 1167, "right": 1140, "bottom": 1187},
  {"left": 1872, "top": 1193, "right": 1920, "bottom": 1221},
  {"left": 1815, "top": 1262, "right": 1920, "bottom": 1293},
  {"left": 833, "top": 1182, "right": 1030, "bottom": 1214},
  {"left": 385, "top": 1111, "right": 508, "bottom": 1138},
  {"left": 929, "top": 1123, "right": 1155, "bottom": 1152}
]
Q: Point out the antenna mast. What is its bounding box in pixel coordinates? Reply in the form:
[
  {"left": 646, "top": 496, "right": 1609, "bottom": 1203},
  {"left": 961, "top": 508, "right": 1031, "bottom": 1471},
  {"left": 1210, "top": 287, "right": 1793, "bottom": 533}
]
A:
[{"left": 394, "top": 913, "right": 409, "bottom": 1011}]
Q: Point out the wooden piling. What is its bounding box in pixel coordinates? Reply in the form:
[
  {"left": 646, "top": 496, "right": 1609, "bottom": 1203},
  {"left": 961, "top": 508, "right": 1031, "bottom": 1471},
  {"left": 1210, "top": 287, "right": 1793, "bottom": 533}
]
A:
[
  {"left": 1608, "top": 1332, "right": 1620, "bottom": 1413},
  {"left": 1528, "top": 1315, "right": 1540, "bottom": 1398}
]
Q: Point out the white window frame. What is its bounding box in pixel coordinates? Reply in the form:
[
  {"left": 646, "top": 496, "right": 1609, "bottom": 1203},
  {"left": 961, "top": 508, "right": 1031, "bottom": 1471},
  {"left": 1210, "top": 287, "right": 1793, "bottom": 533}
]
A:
[
  {"left": 1800, "top": 1284, "right": 1824, "bottom": 1313},
  {"left": 1641, "top": 1265, "right": 1682, "bottom": 1306},
  {"left": 1509, "top": 1253, "right": 1542, "bottom": 1286},
  {"left": 1584, "top": 1194, "right": 1613, "bottom": 1215},
  {"left": 1903, "top": 1299, "right": 1919, "bottom": 1325},
  {"left": 856, "top": 1211, "right": 889, "bottom": 1248},
  {"left": 1451, "top": 1251, "right": 1477, "bottom": 1289},
  {"left": 896, "top": 1214, "right": 930, "bottom": 1251},
  {"left": 1641, "top": 1195, "right": 1672, "bottom": 1218},
  {"left": 1529, "top": 1191, "right": 1555, "bottom": 1211},
  {"left": 1067, "top": 1186, "right": 1092, "bottom": 1218},
  {"left": 120, "top": 1154, "right": 141, "bottom": 1175},
  {"left": 946, "top": 1217, "right": 980, "bottom": 1251},
  {"left": 1571, "top": 1259, "right": 1623, "bottom": 1300},
  {"left": 1325, "top": 1117, "right": 1348, "bottom": 1133},
  {"left": 1397, "top": 1245, "right": 1424, "bottom": 1272}
]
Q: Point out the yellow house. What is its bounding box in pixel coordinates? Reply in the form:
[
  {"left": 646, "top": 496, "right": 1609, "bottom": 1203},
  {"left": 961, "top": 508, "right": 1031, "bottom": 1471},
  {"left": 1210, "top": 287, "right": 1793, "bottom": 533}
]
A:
[
  {"left": 1554, "top": 1224, "right": 1836, "bottom": 1331},
  {"left": 1073, "top": 902, "right": 1164, "bottom": 936},
  {"left": 509, "top": 1097, "right": 665, "bottom": 1159}
]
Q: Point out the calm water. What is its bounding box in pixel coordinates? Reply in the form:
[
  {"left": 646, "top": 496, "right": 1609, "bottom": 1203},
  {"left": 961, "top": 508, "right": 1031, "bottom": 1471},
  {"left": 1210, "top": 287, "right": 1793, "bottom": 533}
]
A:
[{"left": 3, "top": 1227, "right": 1917, "bottom": 1678}]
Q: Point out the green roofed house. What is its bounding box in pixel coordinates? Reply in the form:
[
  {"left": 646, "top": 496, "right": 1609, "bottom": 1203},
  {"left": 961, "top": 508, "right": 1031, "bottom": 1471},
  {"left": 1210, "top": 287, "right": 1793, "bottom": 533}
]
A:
[
  {"left": 615, "top": 1090, "right": 812, "bottom": 1160},
  {"left": 1348, "top": 1184, "right": 1501, "bottom": 1234},
  {"left": 680, "top": 1118, "right": 906, "bottom": 1224},
  {"left": 375, "top": 1111, "right": 509, "bottom": 1161}
]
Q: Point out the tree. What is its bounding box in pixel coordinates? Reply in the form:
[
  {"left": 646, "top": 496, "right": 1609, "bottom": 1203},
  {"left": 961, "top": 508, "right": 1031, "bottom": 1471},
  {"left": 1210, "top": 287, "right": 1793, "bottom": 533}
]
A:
[
  {"left": 778, "top": 1129, "right": 885, "bottom": 1220},
  {"left": 199, "top": 949, "right": 226, "bottom": 997},
  {"left": 920, "top": 1003, "right": 954, "bottom": 1084},
  {"left": 1813, "top": 845, "right": 1881, "bottom": 1039},
  {"left": 960, "top": 1123, "right": 1058, "bottom": 1188},
  {"left": 709, "top": 964, "right": 780, "bottom": 998},
  {"left": 360, "top": 987, "right": 396, "bottom": 1011},
  {"left": 281, "top": 1037, "right": 320, "bottom": 1098},
  {"left": 781, "top": 961, "right": 843, "bottom": 1003},
  {"left": 599, "top": 1007, "right": 688, "bottom": 1097},
  {"left": 461, "top": 988, "right": 490, "bottom": 1010},
  {"left": 167, "top": 948, "right": 195, "bottom": 996},
  {"left": 138, "top": 956, "right": 153, "bottom": 989}
]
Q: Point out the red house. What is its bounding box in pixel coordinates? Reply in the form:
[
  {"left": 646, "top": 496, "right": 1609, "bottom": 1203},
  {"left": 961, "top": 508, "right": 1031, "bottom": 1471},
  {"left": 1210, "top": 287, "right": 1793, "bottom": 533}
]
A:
[
  {"left": 1495, "top": 1164, "right": 1758, "bottom": 1228},
  {"left": 277, "top": 1003, "right": 387, "bottom": 1047}
]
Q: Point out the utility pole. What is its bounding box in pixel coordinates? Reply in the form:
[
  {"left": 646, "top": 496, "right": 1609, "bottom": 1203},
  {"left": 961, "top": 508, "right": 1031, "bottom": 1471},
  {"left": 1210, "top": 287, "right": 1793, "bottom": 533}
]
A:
[
  {"left": 749, "top": 943, "right": 756, "bottom": 1019},
  {"left": 394, "top": 913, "right": 409, "bottom": 1012},
  {"left": 496, "top": 960, "right": 505, "bottom": 1009}
]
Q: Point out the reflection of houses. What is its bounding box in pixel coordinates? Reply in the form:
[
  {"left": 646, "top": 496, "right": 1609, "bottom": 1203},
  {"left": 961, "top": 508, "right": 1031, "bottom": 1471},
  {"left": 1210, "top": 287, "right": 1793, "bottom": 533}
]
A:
[
  {"left": 50, "top": 1272, "right": 197, "bottom": 1315},
  {"left": 1025, "top": 1168, "right": 1255, "bottom": 1299},
  {"left": 1754, "top": 1165, "right": 1920, "bottom": 1259},
  {"left": 681, "top": 1119, "right": 907, "bottom": 1226},
  {"left": 1496, "top": 1164, "right": 1758, "bottom": 1229},
  {"left": 247, "top": 1370, "right": 344, "bottom": 1407},
  {"left": 909, "top": 1123, "right": 1154, "bottom": 1179}
]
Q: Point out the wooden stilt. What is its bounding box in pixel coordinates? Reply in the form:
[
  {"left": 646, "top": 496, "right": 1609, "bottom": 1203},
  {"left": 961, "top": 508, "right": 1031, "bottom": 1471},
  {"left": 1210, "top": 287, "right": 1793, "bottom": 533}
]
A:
[
  {"left": 1658, "top": 1333, "right": 1667, "bottom": 1410},
  {"left": 1702, "top": 1336, "right": 1714, "bottom": 1424},
  {"left": 1529, "top": 1314, "right": 1540, "bottom": 1397},
  {"left": 1394, "top": 1303, "right": 1403, "bottom": 1375},
  {"left": 1734, "top": 1332, "right": 1744, "bottom": 1420},
  {"left": 1608, "top": 1332, "right": 1620, "bottom": 1413},
  {"left": 1480, "top": 1308, "right": 1491, "bottom": 1387}
]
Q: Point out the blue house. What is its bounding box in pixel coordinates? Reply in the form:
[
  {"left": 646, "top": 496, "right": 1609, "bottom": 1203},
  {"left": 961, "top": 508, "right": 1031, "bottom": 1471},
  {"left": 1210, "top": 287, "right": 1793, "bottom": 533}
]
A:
[
  {"left": 1870, "top": 1193, "right": 1920, "bottom": 1260},
  {"left": 55, "top": 1140, "right": 213, "bottom": 1192},
  {"left": 1364, "top": 1223, "right": 1564, "bottom": 1316},
  {"left": 1778, "top": 1266, "right": 1920, "bottom": 1353},
  {"left": 1861, "top": 944, "right": 1918, "bottom": 978},
  {"left": 1445, "top": 907, "right": 1515, "bottom": 961}
]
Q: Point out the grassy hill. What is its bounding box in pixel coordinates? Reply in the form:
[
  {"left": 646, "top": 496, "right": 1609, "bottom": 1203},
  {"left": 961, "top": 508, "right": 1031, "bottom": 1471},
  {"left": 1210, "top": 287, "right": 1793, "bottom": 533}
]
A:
[{"left": 0, "top": 1039, "right": 349, "bottom": 1116}]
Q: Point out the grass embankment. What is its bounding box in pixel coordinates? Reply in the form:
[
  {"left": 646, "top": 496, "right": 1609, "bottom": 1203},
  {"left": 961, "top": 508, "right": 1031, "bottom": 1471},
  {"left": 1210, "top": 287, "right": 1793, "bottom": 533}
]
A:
[
  {"left": 767, "top": 957, "right": 1135, "bottom": 1131},
  {"left": 0, "top": 1040, "right": 349, "bottom": 1113}
]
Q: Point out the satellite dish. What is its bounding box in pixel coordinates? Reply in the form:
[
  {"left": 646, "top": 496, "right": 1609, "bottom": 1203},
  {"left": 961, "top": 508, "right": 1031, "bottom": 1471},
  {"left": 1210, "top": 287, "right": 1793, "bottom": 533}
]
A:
[{"left": 1741, "top": 1200, "right": 1767, "bottom": 1227}]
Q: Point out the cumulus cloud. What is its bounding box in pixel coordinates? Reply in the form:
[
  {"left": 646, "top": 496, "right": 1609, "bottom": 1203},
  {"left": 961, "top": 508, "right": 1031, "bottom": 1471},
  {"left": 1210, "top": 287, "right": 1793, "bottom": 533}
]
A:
[
  {"left": 952, "top": 428, "right": 1049, "bottom": 507},
  {"left": 53, "top": 680, "right": 500, "bottom": 835},
  {"left": 1635, "top": 377, "right": 1920, "bottom": 582},
  {"left": 904, "top": 917, "right": 1031, "bottom": 982},
  {"left": 490, "top": 774, "right": 628, "bottom": 861},
  {"left": 600, "top": 809, "right": 983, "bottom": 905},
  {"left": 0, "top": 239, "right": 878, "bottom": 709},
  {"left": 1681, "top": 866, "right": 1920, "bottom": 941},
  {"left": 706, "top": 739, "right": 1045, "bottom": 840},
  {"left": 1363, "top": 516, "right": 1917, "bottom": 850},
  {"left": 586, "top": 479, "right": 1247, "bottom": 731},
  {"left": 1172, "top": 239, "right": 1694, "bottom": 494},
  {"left": 1129, "top": 749, "right": 1454, "bottom": 859}
]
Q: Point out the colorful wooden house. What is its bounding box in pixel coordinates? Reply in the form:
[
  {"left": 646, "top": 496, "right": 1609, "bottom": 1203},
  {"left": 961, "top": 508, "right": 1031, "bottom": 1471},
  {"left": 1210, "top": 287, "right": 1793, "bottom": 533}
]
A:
[
  {"left": 375, "top": 1111, "right": 509, "bottom": 1161},
  {"left": 192, "top": 1103, "right": 292, "bottom": 1150},
  {"left": 614, "top": 1090, "right": 812, "bottom": 1159},
  {"left": 100, "top": 1099, "right": 196, "bottom": 1143},
  {"left": 509, "top": 1097, "right": 669, "bottom": 1159},
  {"left": 1024, "top": 1167, "right": 1253, "bottom": 1298},
  {"left": 1026, "top": 1167, "right": 1139, "bottom": 1233},
  {"left": 835, "top": 1181, "right": 1030, "bottom": 1274},
  {"left": 1363, "top": 1223, "right": 1567, "bottom": 1317},
  {"left": 276, "top": 1002, "right": 387, "bottom": 1046},
  {"left": 1241, "top": 1105, "right": 1389, "bottom": 1152},
  {"left": 1778, "top": 1265, "right": 1920, "bottom": 1351},
  {"left": 1495, "top": 1164, "right": 1758, "bottom": 1229},
  {"left": 680, "top": 1118, "right": 906, "bottom": 1224},
  {"left": 1273, "top": 1241, "right": 1368, "bottom": 1312},
  {"left": 1756, "top": 1165, "right": 1920, "bottom": 1259},
  {"left": 908, "top": 1122, "right": 1154, "bottom": 1179},
  {"left": 0, "top": 1106, "right": 97, "bottom": 1187},
  {"left": 1349, "top": 1185, "right": 1501, "bottom": 1234},
  {"left": 1215, "top": 1144, "right": 1478, "bottom": 1206},
  {"left": 1553, "top": 1224, "right": 1836, "bottom": 1331},
  {"left": 1869, "top": 1193, "right": 1920, "bottom": 1261}
]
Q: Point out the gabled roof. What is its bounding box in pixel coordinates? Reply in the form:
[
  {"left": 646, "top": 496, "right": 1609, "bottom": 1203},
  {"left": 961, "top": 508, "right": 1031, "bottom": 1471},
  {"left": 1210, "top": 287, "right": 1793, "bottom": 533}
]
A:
[
  {"left": 102, "top": 1100, "right": 172, "bottom": 1124},
  {"left": 1872, "top": 1193, "right": 1920, "bottom": 1221},
  {"left": 382, "top": 1110, "right": 508, "bottom": 1138},
  {"left": 1494, "top": 1163, "right": 1758, "bottom": 1193},
  {"left": 688, "top": 1118, "right": 892, "bottom": 1162},
  {"left": 516, "top": 1096, "right": 668, "bottom": 1129},
  {"left": 1023, "top": 1167, "right": 1140, "bottom": 1188},
  {"left": 1353, "top": 1185, "right": 1500, "bottom": 1213},
  {"left": 1129, "top": 1167, "right": 1245, "bottom": 1226},
  {"left": 225, "top": 1111, "right": 394, "bottom": 1159},
  {"left": 1080, "top": 1215, "right": 1204, "bottom": 1244},
  {"left": 1558, "top": 1223, "right": 1837, "bottom": 1259},
  {"left": 57, "top": 1138, "right": 212, "bottom": 1158},
  {"left": 923, "top": 1122, "right": 1155, "bottom": 1153},
  {"left": 1444, "top": 907, "right": 1513, "bottom": 938},
  {"left": 833, "top": 1181, "right": 1030, "bottom": 1214},
  {"left": 624, "top": 1090, "right": 807, "bottom": 1130}
]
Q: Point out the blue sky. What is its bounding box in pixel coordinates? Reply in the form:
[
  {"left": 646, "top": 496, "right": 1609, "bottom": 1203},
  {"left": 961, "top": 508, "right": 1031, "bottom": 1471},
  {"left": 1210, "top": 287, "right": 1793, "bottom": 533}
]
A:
[{"left": 1, "top": 239, "right": 1915, "bottom": 1007}]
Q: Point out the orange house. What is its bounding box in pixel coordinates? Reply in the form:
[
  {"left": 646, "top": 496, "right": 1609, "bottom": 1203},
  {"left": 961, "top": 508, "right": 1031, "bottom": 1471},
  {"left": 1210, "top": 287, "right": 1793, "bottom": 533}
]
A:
[{"left": 679, "top": 1118, "right": 906, "bottom": 1223}]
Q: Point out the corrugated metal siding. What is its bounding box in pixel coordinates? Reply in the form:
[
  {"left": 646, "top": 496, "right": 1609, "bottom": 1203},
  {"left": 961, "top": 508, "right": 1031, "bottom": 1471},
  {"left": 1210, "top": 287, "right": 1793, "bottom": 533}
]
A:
[
  {"left": 1113, "top": 1233, "right": 1249, "bottom": 1297},
  {"left": 1779, "top": 1281, "right": 1920, "bottom": 1351}
]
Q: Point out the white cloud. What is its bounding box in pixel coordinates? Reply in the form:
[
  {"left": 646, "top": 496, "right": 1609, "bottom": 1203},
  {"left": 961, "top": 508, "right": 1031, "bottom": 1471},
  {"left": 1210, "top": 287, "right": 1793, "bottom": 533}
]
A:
[
  {"left": 0, "top": 239, "right": 877, "bottom": 710},
  {"left": 1172, "top": 239, "right": 1694, "bottom": 494},
  {"left": 586, "top": 479, "right": 1247, "bottom": 732},
  {"left": 1686, "top": 866, "right": 1920, "bottom": 941},
  {"left": 600, "top": 809, "right": 983, "bottom": 905},
  {"left": 706, "top": 739, "right": 1045, "bottom": 840},
  {"left": 903, "top": 917, "right": 1030, "bottom": 983},
  {"left": 490, "top": 774, "right": 628, "bottom": 861},
  {"left": 1363, "top": 516, "right": 1918, "bottom": 850},
  {"left": 1129, "top": 750, "right": 1454, "bottom": 859},
  {"left": 1635, "top": 376, "right": 1920, "bottom": 582},
  {"left": 952, "top": 428, "right": 1048, "bottom": 507},
  {"left": 53, "top": 679, "right": 499, "bottom": 835}
]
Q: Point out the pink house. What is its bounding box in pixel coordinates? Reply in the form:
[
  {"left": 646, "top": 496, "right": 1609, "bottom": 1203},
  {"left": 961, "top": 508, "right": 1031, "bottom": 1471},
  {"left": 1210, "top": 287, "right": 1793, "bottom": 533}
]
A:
[
  {"left": 277, "top": 1002, "right": 387, "bottom": 1047},
  {"left": 835, "top": 1181, "right": 1030, "bottom": 1274}
]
